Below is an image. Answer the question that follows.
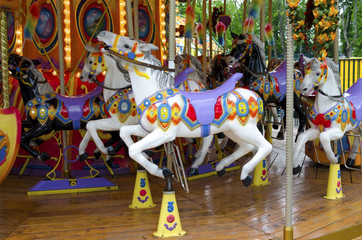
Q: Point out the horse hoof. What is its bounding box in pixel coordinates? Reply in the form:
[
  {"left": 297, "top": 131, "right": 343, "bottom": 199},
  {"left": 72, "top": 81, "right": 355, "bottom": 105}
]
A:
[
  {"left": 107, "top": 146, "right": 116, "bottom": 156},
  {"left": 293, "top": 165, "right": 302, "bottom": 175},
  {"left": 188, "top": 168, "right": 199, "bottom": 176},
  {"left": 217, "top": 132, "right": 225, "bottom": 139},
  {"left": 79, "top": 152, "right": 89, "bottom": 161},
  {"left": 161, "top": 166, "right": 173, "bottom": 178},
  {"left": 242, "top": 175, "right": 253, "bottom": 187},
  {"left": 335, "top": 154, "right": 341, "bottom": 164},
  {"left": 217, "top": 168, "right": 226, "bottom": 177},
  {"left": 272, "top": 123, "right": 279, "bottom": 129},
  {"left": 346, "top": 158, "right": 355, "bottom": 167},
  {"left": 38, "top": 152, "right": 50, "bottom": 161},
  {"left": 93, "top": 151, "right": 101, "bottom": 160},
  {"left": 106, "top": 157, "right": 114, "bottom": 168}
]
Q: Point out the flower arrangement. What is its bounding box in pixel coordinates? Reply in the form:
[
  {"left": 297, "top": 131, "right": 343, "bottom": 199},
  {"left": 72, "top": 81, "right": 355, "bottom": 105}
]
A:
[{"left": 286, "top": 0, "right": 339, "bottom": 59}]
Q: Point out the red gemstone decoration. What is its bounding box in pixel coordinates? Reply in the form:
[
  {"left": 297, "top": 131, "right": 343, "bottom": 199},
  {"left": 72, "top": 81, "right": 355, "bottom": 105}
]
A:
[
  {"left": 167, "top": 215, "right": 175, "bottom": 223},
  {"left": 140, "top": 189, "right": 146, "bottom": 196}
]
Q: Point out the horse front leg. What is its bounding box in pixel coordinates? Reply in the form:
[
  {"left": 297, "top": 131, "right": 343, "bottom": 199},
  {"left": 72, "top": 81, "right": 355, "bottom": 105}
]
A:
[
  {"left": 21, "top": 124, "right": 53, "bottom": 161},
  {"left": 319, "top": 128, "right": 344, "bottom": 164},
  {"left": 293, "top": 127, "right": 320, "bottom": 173},
  {"left": 85, "top": 118, "right": 122, "bottom": 155},
  {"left": 346, "top": 128, "right": 362, "bottom": 167},
  {"left": 294, "top": 93, "right": 307, "bottom": 141},
  {"left": 127, "top": 128, "right": 176, "bottom": 178},
  {"left": 188, "top": 135, "right": 213, "bottom": 175}
]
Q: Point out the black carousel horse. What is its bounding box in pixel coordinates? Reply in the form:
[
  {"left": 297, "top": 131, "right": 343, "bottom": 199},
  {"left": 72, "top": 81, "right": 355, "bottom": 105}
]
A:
[
  {"left": 225, "top": 33, "right": 307, "bottom": 140},
  {"left": 8, "top": 54, "right": 123, "bottom": 162}
]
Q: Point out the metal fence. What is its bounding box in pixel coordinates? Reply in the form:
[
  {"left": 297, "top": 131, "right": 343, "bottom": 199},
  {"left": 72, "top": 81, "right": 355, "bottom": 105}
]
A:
[{"left": 339, "top": 58, "right": 362, "bottom": 92}]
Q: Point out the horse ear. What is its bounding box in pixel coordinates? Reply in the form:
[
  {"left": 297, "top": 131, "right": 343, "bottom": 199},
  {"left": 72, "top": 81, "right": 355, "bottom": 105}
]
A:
[
  {"left": 138, "top": 42, "right": 159, "bottom": 52},
  {"left": 231, "top": 32, "right": 238, "bottom": 39},
  {"left": 175, "top": 55, "right": 181, "bottom": 64}
]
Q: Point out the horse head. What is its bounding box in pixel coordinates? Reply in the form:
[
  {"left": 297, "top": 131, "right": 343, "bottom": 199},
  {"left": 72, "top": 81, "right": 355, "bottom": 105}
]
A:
[
  {"left": 210, "top": 54, "right": 229, "bottom": 80},
  {"left": 226, "top": 33, "right": 252, "bottom": 66},
  {"left": 80, "top": 45, "right": 106, "bottom": 82},
  {"left": 175, "top": 54, "right": 206, "bottom": 84},
  {"left": 301, "top": 56, "right": 326, "bottom": 96}
]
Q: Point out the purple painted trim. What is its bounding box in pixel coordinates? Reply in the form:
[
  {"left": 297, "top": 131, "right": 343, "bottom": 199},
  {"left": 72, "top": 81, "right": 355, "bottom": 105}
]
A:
[
  {"left": 137, "top": 196, "right": 149, "bottom": 203},
  {"left": 175, "top": 68, "right": 194, "bottom": 87},
  {"left": 164, "top": 223, "right": 177, "bottom": 231},
  {"left": 345, "top": 78, "right": 362, "bottom": 121}
]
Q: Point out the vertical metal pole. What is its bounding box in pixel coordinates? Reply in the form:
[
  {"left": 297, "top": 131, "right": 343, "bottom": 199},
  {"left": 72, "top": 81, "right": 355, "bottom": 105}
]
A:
[
  {"left": 1, "top": 11, "right": 9, "bottom": 109},
  {"left": 134, "top": 0, "right": 139, "bottom": 40},
  {"left": 56, "top": 0, "right": 69, "bottom": 177},
  {"left": 202, "top": 0, "right": 207, "bottom": 76},
  {"left": 268, "top": 0, "right": 272, "bottom": 61},
  {"left": 333, "top": 0, "right": 339, "bottom": 64},
  {"left": 243, "top": 0, "right": 247, "bottom": 29},
  {"left": 169, "top": 0, "right": 176, "bottom": 73},
  {"left": 223, "top": 0, "right": 226, "bottom": 53},
  {"left": 126, "top": 0, "right": 134, "bottom": 39},
  {"left": 208, "top": 0, "right": 212, "bottom": 58},
  {"left": 259, "top": 0, "right": 265, "bottom": 43},
  {"left": 284, "top": 20, "right": 294, "bottom": 240}
]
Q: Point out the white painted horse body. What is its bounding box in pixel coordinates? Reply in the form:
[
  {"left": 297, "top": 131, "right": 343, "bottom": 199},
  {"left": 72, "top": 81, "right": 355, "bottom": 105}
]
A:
[
  {"left": 293, "top": 57, "right": 362, "bottom": 172},
  {"left": 98, "top": 31, "right": 272, "bottom": 185},
  {"left": 175, "top": 54, "right": 207, "bottom": 86},
  {"left": 78, "top": 45, "right": 208, "bottom": 166}
]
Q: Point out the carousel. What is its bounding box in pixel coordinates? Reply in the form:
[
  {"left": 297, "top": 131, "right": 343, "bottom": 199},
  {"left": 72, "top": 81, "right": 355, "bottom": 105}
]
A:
[{"left": 0, "top": 0, "right": 361, "bottom": 239}]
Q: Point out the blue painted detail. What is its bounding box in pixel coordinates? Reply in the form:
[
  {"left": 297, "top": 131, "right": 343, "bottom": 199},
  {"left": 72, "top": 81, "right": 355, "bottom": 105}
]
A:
[
  {"left": 37, "top": 106, "right": 48, "bottom": 120},
  {"left": 167, "top": 89, "right": 174, "bottom": 95},
  {"left": 341, "top": 109, "right": 348, "bottom": 123},
  {"left": 72, "top": 121, "right": 81, "bottom": 130},
  {"left": 167, "top": 201, "right": 174, "bottom": 213},
  {"left": 128, "top": 52, "right": 136, "bottom": 60},
  {"left": 156, "top": 93, "right": 163, "bottom": 100},
  {"left": 158, "top": 103, "right": 171, "bottom": 123},
  {"left": 137, "top": 108, "right": 142, "bottom": 115},
  {"left": 16, "top": 66, "right": 20, "bottom": 72},
  {"left": 236, "top": 99, "right": 249, "bottom": 117},
  {"left": 201, "top": 125, "right": 211, "bottom": 137},
  {"left": 325, "top": 115, "right": 330, "bottom": 120},
  {"left": 98, "top": 56, "right": 102, "bottom": 63},
  {"left": 264, "top": 82, "right": 270, "bottom": 94},
  {"left": 118, "top": 99, "right": 131, "bottom": 114},
  {"left": 338, "top": 170, "right": 341, "bottom": 179},
  {"left": 144, "top": 99, "right": 151, "bottom": 107},
  {"left": 36, "top": 97, "right": 42, "bottom": 103},
  {"left": 0, "top": 136, "right": 6, "bottom": 165},
  {"left": 140, "top": 178, "right": 146, "bottom": 188},
  {"left": 263, "top": 159, "right": 266, "bottom": 168}
]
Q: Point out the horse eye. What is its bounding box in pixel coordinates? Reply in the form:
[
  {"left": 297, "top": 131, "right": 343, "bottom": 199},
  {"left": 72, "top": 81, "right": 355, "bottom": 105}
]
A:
[
  {"left": 89, "top": 61, "right": 93, "bottom": 64},
  {"left": 316, "top": 73, "right": 320, "bottom": 76},
  {"left": 124, "top": 44, "right": 129, "bottom": 49}
]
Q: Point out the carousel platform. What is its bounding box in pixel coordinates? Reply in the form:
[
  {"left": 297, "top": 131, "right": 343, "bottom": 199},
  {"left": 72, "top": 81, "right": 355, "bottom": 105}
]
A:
[{"left": 0, "top": 134, "right": 361, "bottom": 240}]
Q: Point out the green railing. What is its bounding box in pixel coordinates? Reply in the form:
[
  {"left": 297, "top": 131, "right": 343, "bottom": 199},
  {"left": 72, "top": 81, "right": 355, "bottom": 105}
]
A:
[{"left": 339, "top": 58, "right": 362, "bottom": 92}]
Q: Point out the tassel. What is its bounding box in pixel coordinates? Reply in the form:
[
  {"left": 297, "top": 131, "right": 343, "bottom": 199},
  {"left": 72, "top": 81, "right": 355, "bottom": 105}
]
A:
[
  {"left": 185, "top": 5, "right": 195, "bottom": 39},
  {"left": 196, "top": 23, "right": 203, "bottom": 45},
  {"left": 265, "top": 23, "right": 275, "bottom": 46},
  {"left": 248, "top": 0, "right": 263, "bottom": 19},
  {"left": 24, "top": 0, "right": 40, "bottom": 40},
  {"left": 216, "top": 21, "right": 226, "bottom": 46},
  {"left": 243, "top": 18, "right": 255, "bottom": 34}
]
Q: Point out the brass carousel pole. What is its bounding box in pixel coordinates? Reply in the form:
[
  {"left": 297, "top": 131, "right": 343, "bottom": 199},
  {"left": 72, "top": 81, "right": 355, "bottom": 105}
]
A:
[
  {"left": 1, "top": 11, "right": 9, "bottom": 109},
  {"left": 202, "top": 0, "right": 207, "bottom": 77},
  {"left": 208, "top": 0, "right": 213, "bottom": 59},
  {"left": 268, "top": 0, "right": 272, "bottom": 61}
]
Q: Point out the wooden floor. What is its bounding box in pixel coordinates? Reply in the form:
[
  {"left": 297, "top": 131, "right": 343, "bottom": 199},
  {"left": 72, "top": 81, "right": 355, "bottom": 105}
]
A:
[{"left": 1, "top": 136, "right": 362, "bottom": 240}]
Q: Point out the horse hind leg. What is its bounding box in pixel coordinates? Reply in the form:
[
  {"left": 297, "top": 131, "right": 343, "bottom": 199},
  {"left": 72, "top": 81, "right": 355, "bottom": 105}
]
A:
[
  {"left": 21, "top": 124, "right": 52, "bottom": 161},
  {"left": 294, "top": 93, "right": 307, "bottom": 142},
  {"left": 189, "top": 135, "right": 213, "bottom": 175},
  {"left": 346, "top": 128, "right": 362, "bottom": 167}
]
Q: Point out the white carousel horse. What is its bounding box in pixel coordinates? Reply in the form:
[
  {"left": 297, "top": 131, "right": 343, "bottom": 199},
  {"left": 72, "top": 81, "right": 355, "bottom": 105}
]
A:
[
  {"left": 78, "top": 45, "right": 208, "bottom": 170},
  {"left": 293, "top": 57, "right": 362, "bottom": 173},
  {"left": 98, "top": 31, "right": 272, "bottom": 186}
]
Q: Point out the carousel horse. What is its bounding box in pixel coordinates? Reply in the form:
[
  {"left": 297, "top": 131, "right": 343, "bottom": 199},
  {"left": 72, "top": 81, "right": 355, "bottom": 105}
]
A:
[
  {"left": 7, "top": 54, "right": 120, "bottom": 161},
  {"left": 78, "top": 45, "right": 208, "bottom": 171},
  {"left": 292, "top": 57, "right": 362, "bottom": 173},
  {"left": 98, "top": 31, "right": 272, "bottom": 186},
  {"left": 175, "top": 53, "right": 207, "bottom": 86},
  {"left": 226, "top": 33, "right": 308, "bottom": 140}
]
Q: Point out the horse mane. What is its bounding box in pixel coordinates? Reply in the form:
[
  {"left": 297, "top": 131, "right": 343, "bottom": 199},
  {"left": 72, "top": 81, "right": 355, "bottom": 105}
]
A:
[
  {"left": 108, "top": 54, "right": 131, "bottom": 83},
  {"left": 250, "top": 35, "right": 266, "bottom": 63},
  {"left": 34, "top": 69, "right": 54, "bottom": 95},
  {"left": 325, "top": 57, "right": 341, "bottom": 93}
]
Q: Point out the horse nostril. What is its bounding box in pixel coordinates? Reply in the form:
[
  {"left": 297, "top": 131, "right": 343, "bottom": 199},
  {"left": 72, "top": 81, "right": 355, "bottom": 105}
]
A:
[
  {"left": 302, "top": 88, "right": 308, "bottom": 91},
  {"left": 80, "top": 76, "right": 83, "bottom": 80}
]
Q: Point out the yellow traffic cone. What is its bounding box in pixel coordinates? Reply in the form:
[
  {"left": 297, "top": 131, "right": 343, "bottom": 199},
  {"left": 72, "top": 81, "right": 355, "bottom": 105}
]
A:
[
  {"left": 251, "top": 159, "right": 270, "bottom": 187},
  {"left": 324, "top": 163, "right": 345, "bottom": 200},
  {"left": 129, "top": 170, "right": 156, "bottom": 209},
  {"left": 153, "top": 190, "right": 186, "bottom": 238}
]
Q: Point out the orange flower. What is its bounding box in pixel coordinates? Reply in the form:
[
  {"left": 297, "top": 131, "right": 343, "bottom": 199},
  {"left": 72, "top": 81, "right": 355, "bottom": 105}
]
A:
[
  {"left": 319, "top": 49, "right": 327, "bottom": 59},
  {"left": 329, "top": 5, "right": 338, "bottom": 17},
  {"left": 330, "top": 32, "right": 336, "bottom": 41},
  {"left": 297, "top": 20, "right": 305, "bottom": 27},
  {"left": 314, "top": 0, "right": 322, "bottom": 6},
  {"left": 293, "top": 33, "right": 299, "bottom": 40},
  {"left": 313, "top": 9, "right": 319, "bottom": 18}
]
